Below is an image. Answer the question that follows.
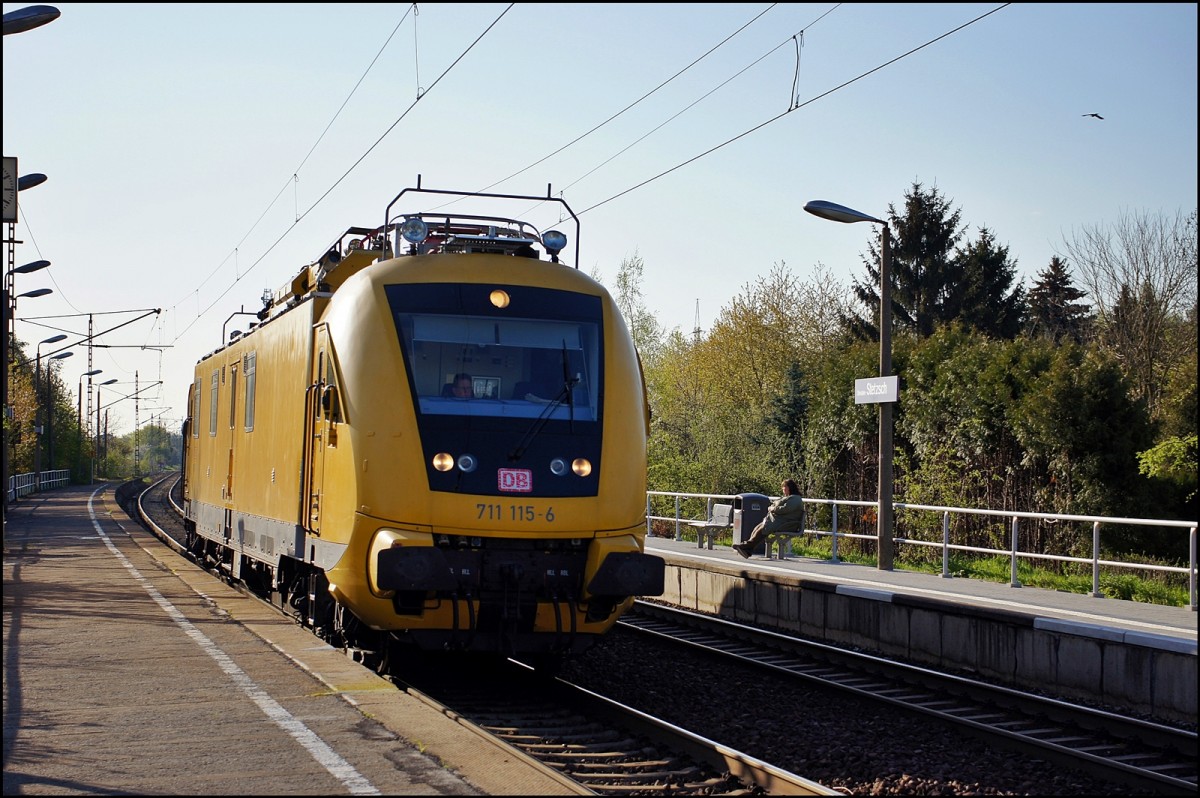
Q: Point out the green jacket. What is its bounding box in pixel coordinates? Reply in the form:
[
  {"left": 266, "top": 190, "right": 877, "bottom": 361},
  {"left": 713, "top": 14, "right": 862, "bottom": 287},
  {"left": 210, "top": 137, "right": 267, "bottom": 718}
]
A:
[{"left": 760, "top": 494, "right": 805, "bottom": 534}]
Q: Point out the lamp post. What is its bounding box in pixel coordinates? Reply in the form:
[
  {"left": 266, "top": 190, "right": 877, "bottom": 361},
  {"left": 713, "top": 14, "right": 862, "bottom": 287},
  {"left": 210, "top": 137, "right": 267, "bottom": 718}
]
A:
[
  {"left": 45, "top": 351, "right": 72, "bottom": 474},
  {"left": 77, "top": 368, "right": 102, "bottom": 477},
  {"left": 37, "top": 348, "right": 72, "bottom": 484},
  {"left": 77, "top": 369, "right": 102, "bottom": 429},
  {"left": 32, "top": 333, "right": 67, "bottom": 482},
  {"left": 93, "top": 380, "right": 160, "bottom": 479},
  {"left": 93, "top": 378, "right": 118, "bottom": 480},
  {"left": 804, "top": 199, "right": 895, "bottom": 571}
]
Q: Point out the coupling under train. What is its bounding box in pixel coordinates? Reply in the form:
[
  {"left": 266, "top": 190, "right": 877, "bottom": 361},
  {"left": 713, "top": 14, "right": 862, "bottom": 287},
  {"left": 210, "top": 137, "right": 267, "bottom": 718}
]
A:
[{"left": 181, "top": 183, "right": 665, "bottom": 667}]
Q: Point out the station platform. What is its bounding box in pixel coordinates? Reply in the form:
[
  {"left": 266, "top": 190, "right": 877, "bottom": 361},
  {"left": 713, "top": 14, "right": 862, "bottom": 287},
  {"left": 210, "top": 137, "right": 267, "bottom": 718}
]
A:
[
  {"left": 644, "top": 535, "right": 1197, "bottom": 724},
  {"left": 2, "top": 484, "right": 575, "bottom": 796},
  {"left": 644, "top": 535, "right": 1197, "bottom": 643}
]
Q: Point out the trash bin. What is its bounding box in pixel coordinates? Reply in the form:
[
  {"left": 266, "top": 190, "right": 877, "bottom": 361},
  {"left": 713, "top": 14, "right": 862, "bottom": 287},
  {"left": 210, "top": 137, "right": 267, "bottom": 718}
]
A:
[{"left": 732, "top": 492, "right": 770, "bottom": 555}]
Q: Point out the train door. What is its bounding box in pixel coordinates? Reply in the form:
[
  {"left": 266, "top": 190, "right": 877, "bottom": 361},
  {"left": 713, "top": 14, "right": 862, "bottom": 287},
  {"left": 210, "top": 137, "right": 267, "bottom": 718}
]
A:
[
  {"left": 225, "top": 358, "right": 239, "bottom": 504},
  {"left": 303, "top": 326, "right": 332, "bottom": 535}
]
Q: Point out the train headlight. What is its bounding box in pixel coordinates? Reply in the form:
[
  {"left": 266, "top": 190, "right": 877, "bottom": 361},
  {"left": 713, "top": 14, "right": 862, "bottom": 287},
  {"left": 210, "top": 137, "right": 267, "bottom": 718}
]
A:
[
  {"left": 571, "top": 458, "right": 592, "bottom": 477},
  {"left": 489, "top": 289, "right": 510, "bottom": 308},
  {"left": 550, "top": 457, "right": 568, "bottom": 476},
  {"left": 542, "top": 229, "right": 567, "bottom": 256},
  {"left": 400, "top": 217, "right": 429, "bottom": 244},
  {"left": 457, "top": 453, "right": 478, "bottom": 473},
  {"left": 432, "top": 452, "right": 455, "bottom": 472}
]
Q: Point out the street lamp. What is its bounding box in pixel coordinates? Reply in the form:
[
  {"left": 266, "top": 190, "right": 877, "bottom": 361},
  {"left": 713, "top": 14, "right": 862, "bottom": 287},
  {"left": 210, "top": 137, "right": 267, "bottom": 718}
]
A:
[
  {"left": 77, "top": 369, "right": 102, "bottom": 475},
  {"left": 9, "top": 257, "right": 50, "bottom": 275},
  {"left": 77, "top": 369, "right": 102, "bottom": 427},
  {"left": 2, "top": 5, "right": 61, "bottom": 35},
  {"left": 17, "top": 173, "right": 47, "bottom": 191},
  {"left": 34, "top": 335, "right": 68, "bottom": 463},
  {"left": 93, "top": 378, "right": 118, "bottom": 481},
  {"left": 804, "top": 199, "right": 895, "bottom": 571},
  {"left": 34, "top": 333, "right": 67, "bottom": 393},
  {"left": 36, "top": 348, "right": 72, "bottom": 483}
]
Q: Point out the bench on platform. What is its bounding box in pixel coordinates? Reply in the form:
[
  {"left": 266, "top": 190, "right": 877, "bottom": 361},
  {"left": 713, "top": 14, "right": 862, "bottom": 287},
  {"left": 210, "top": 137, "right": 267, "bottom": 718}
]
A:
[
  {"left": 684, "top": 502, "right": 734, "bottom": 549},
  {"left": 764, "top": 528, "right": 808, "bottom": 559}
]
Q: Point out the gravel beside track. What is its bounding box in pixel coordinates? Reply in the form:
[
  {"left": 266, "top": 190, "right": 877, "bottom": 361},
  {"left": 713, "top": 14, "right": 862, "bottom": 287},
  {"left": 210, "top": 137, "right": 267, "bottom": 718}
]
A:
[{"left": 559, "top": 627, "right": 1147, "bottom": 796}]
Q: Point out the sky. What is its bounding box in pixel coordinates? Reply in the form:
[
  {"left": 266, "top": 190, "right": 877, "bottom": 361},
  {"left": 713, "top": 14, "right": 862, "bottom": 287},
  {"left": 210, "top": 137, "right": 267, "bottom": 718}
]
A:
[{"left": 4, "top": 3, "right": 1197, "bottom": 439}]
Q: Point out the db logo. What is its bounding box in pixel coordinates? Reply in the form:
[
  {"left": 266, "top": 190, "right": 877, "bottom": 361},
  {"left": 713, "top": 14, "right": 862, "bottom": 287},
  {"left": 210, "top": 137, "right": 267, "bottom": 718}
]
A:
[{"left": 498, "top": 468, "right": 533, "bottom": 492}]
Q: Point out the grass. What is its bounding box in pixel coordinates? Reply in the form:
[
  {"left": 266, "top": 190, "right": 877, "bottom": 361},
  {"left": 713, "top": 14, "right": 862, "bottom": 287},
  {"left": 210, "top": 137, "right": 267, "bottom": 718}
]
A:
[{"left": 661, "top": 527, "right": 1193, "bottom": 608}]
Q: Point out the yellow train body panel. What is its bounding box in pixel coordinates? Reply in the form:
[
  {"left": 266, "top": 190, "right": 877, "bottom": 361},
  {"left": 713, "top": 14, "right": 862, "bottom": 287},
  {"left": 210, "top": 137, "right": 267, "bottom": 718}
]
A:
[
  {"left": 186, "top": 301, "right": 319, "bottom": 527},
  {"left": 182, "top": 189, "right": 663, "bottom": 659}
]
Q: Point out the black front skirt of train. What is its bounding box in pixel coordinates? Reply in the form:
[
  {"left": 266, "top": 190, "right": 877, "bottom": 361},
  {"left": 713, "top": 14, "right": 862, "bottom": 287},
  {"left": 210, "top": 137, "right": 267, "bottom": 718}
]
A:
[{"left": 376, "top": 536, "right": 664, "bottom": 655}]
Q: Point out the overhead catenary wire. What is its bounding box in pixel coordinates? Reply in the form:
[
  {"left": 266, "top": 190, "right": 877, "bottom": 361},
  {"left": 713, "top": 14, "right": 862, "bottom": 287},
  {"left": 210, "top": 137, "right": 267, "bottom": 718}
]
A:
[
  {"left": 161, "top": 1, "right": 1010, "bottom": 377},
  {"left": 435, "top": 4, "right": 839, "bottom": 225},
  {"left": 164, "top": 4, "right": 515, "bottom": 345},
  {"left": 469, "top": 3, "right": 781, "bottom": 198},
  {"left": 533, "top": 4, "right": 845, "bottom": 216},
  {"left": 164, "top": 3, "right": 420, "bottom": 315},
  {"left": 577, "top": 3, "right": 1011, "bottom": 217}
]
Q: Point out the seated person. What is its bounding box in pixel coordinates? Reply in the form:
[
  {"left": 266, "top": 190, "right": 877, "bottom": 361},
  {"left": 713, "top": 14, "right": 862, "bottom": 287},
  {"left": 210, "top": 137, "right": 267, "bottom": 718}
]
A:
[
  {"left": 733, "top": 479, "right": 805, "bottom": 558},
  {"left": 444, "top": 373, "right": 473, "bottom": 399}
]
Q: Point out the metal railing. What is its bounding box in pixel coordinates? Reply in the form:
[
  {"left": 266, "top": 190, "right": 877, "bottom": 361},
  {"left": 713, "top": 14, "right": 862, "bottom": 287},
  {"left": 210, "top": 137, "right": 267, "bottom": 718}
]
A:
[
  {"left": 647, "top": 491, "right": 1199, "bottom": 611},
  {"left": 6, "top": 469, "right": 72, "bottom": 502}
]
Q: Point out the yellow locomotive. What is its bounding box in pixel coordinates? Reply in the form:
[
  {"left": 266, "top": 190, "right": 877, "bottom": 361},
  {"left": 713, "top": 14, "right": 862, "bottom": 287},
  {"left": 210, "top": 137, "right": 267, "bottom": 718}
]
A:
[{"left": 182, "top": 184, "right": 664, "bottom": 667}]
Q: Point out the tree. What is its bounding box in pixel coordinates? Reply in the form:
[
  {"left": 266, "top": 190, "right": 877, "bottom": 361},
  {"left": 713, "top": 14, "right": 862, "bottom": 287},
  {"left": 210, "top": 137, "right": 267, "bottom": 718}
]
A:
[
  {"left": 1062, "top": 208, "right": 1198, "bottom": 425},
  {"left": 4, "top": 340, "right": 38, "bottom": 474},
  {"left": 766, "top": 362, "right": 809, "bottom": 480},
  {"left": 136, "top": 423, "right": 180, "bottom": 473},
  {"left": 1014, "top": 343, "right": 1154, "bottom": 522},
  {"left": 1156, "top": 300, "right": 1197, "bottom": 441},
  {"left": 956, "top": 227, "right": 1026, "bottom": 339},
  {"left": 613, "top": 250, "right": 664, "bottom": 364},
  {"left": 643, "top": 262, "right": 845, "bottom": 496},
  {"left": 795, "top": 339, "right": 878, "bottom": 528},
  {"left": 645, "top": 329, "right": 710, "bottom": 491},
  {"left": 846, "top": 183, "right": 1034, "bottom": 342},
  {"left": 1026, "top": 256, "right": 1091, "bottom": 343},
  {"left": 846, "top": 181, "right": 967, "bottom": 340},
  {"left": 1138, "top": 434, "right": 1197, "bottom": 505},
  {"left": 794, "top": 262, "right": 854, "bottom": 355}
]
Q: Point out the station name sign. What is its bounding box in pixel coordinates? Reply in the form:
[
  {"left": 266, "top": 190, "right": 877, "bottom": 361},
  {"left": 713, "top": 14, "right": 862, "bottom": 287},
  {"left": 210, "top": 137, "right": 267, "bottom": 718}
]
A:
[{"left": 854, "top": 376, "right": 898, "bottom": 404}]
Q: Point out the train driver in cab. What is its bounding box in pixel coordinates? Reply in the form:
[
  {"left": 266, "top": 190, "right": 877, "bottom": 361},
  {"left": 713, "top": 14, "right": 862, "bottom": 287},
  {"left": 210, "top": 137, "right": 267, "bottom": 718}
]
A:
[{"left": 451, "top": 373, "right": 474, "bottom": 399}]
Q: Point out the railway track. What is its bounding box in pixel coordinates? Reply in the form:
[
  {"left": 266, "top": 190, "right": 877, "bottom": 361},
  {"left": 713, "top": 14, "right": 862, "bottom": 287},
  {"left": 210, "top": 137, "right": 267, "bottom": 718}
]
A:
[
  {"left": 132, "top": 474, "right": 1196, "bottom": 794},
  {"left": 130, "top": 475, "right": 836, "bottom": 795},
  {"left": 393, "top": 656, "right": 835, "bottom": 795},
  {"left": 620, "top": 601, "right": 1198, "bottom": 796}
]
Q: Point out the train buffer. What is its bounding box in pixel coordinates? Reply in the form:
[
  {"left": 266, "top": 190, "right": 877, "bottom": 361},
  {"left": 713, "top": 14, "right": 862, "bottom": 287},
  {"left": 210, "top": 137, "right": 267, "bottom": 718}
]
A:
[{"left": 684, "top": 503, "right": 734, "bottom": 550}]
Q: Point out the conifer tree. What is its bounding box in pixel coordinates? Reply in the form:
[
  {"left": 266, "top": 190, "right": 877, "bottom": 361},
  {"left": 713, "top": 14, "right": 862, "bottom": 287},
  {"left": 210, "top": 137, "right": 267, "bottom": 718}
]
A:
[
  {"left": 1026, "top": 256, "right": 1091, "bottom": 343},
  {"left": 844, "top": 181, "right": 966, "bottom": 340},
  {"left": 957, "top": 227, "right": 1026, "bottom": 339}
]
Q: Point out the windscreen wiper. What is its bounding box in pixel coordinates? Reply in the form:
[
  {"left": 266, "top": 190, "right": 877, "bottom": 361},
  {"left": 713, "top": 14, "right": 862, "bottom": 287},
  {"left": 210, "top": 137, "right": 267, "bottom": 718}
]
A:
[
  {"left": 509, "top": 340, "right": 581, "bottom": 462},
  {"left": 507, "top": 380, "right": 575, "bottom": 462}
]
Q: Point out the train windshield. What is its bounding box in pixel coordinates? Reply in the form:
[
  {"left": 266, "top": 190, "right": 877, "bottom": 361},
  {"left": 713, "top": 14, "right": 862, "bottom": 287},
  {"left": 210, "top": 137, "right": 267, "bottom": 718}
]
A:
[{"left": 389, "top": 285, "right": 603, "bottom": 422}]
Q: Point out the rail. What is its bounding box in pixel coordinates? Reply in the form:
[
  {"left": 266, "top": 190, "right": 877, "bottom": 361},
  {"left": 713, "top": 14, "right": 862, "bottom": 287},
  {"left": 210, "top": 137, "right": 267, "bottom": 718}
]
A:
[
  {"left": 646, "top": 490, "right": 1199, "bottom": 611},
  {"left": 5, "top": 469, "right": 71, "bottom": 502}
]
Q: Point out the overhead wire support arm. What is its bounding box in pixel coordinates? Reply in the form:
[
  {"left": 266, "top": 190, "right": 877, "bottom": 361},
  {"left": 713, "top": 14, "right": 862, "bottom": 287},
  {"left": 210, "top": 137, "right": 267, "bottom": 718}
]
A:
[{"left": 41, "top": 308, "right": 162, "bottom": 359}]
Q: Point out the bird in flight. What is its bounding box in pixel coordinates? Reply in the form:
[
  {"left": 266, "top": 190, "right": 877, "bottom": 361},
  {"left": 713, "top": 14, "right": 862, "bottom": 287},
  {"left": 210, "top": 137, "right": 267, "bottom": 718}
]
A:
[{"left": 1082, "top": 113, "right": 1104, "bottom": 119}]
